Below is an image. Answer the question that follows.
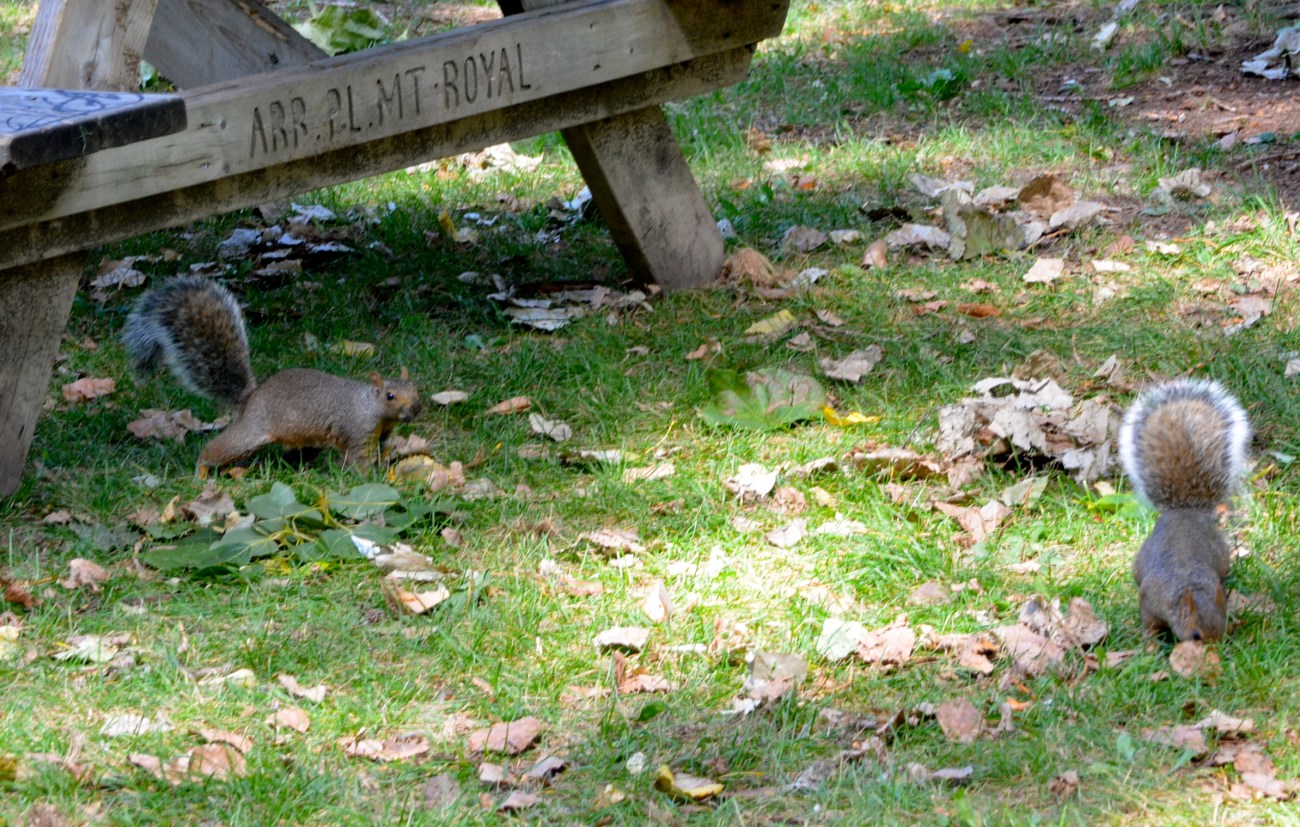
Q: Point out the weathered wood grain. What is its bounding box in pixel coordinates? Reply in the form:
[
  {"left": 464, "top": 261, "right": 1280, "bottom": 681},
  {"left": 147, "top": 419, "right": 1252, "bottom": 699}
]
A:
[
  {"left": 144, "top": 0, "right": 325, "bottom": 88},
  {"left": 0, "top": 88, "right": 185, "bottom": 171},
  {"left": 0, "top": 0, "right": 787, "bottom": 231},
  {"left": 19, "top": 0, "right": 159, "bottom": 89},
  {"left": 0, "top": 49, "right": 752, "bottom": 272},
  {"left": 1, "top": 2, "right": 161, "bottom": 496},
  {"left": 563, "top": 107, "right": 724, "bottom": 290}
]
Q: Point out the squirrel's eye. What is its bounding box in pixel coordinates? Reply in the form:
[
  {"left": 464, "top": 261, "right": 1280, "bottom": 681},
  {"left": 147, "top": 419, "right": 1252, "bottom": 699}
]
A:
[{"left": 386, "top": 392, "right": 396, "bottom": 401}]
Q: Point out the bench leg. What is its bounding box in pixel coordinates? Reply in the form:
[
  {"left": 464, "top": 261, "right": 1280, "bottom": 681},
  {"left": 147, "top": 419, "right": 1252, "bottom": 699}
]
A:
[
  {"left": 0, "top": 258, "right": 81, "bottom": 496},
  {"left": 563, "top": 106, "right": 724, "bottom": 291}
]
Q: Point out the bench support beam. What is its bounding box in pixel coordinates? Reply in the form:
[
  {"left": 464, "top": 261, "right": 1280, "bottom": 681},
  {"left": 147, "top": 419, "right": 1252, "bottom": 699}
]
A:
[{"left": 0, "top": 1, "right": 160, "bottom": 496}]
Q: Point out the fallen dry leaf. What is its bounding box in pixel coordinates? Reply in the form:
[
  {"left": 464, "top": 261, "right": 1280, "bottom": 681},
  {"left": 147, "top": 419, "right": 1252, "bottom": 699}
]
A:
[
  {"left": 423, "top": 773, "right": 461, "bottom": 808},
  {"left": 1139, "top": 724, "right": 1207, "bottom": 755},
  {"left": 61, "top": 377, "right": 115, "bottom": 403},
  {"left": 277, "top": 674, "right": 327, "bottom": 703},
  {"left": 1169, "top": 640, "right": 1220, "bottom": 679},
  {"left": 468, "top": 716, "right": 543, "bottom": 755},
  {"left": 266, "top": 706, "right": 311, "bottom": 733},
  {"left": 430, "top": 390, "right": 469, "bottom": 405},
  {"left": 529, "top": 413, "right": 573, "bottom": 442},
  {"left": 498, "top": 790, "right": 542, "bottom": 812},
  {"left": 582, "top": 527, "right": 645, "bottom": 554},
  {"left": 936, "top": 698, "right": 983, "bottom": 744},
  {"left": 595, "top": 626, "right": 650, "bottom": 653},
  {"left": 856, "top": 616, "right": 916, "bottom": 668},
  {"left": 182, "top": 485, "right": 237, "bottom": 526},
  {"left": 1049, "top": 770, "right": 1080, "bottom": 798},
  {"left": 1023, "top": 257, "right": 1065, "bottom": 284},
  {"left": 486, "top": 396, "right": 532, "bottom": 415},
  {"left": 820, "top": 346, "right": 883, "bottom": 383},
  {"left": 341, "top": 733, "right": 431, "bottom": 762},
  {"left": 1018, "top": 174, "right": 1074, "bottom": 220},
  {"left": 382, "top": 581, "right": 451, "bottom": 615},
  {"left": 655, "top": 764, "right": 723, "bottom": 801},
  {"left": 623, "top": 463, "right": 675, "bottom": 482},
  {"left": 723, "top": 463, "right": 777, "bottom": 501},
  {"left": 863, "top": 238, "right": 889, "bottom": 268},
  {"left": 722, "top": 248, "right": 782, "bottom": 288},
  {"left": 641, "top": 580, "right": 673, "bottom": 623},
  {"left": 59, "top": 559, "right": 110, "bottom": 592},
  {"left": 198, "top": 727, "right": 253, "bottom": 754},
  {"left": 765, "top": 519, "right": 807, "bottom": 549}
]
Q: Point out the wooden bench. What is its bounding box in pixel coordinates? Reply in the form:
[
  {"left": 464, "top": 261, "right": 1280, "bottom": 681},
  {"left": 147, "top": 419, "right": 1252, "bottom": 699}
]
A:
[{"left": 0, "top": 0, "right": 790, "bottom": 497}]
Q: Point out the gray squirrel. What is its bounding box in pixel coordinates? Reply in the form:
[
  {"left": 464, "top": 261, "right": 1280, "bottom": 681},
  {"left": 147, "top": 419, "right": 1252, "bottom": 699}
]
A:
[
  {"left": 1118, "top": 378, "right": 1251, "bottom": 641},
  {"left": 123, "top": 276, "right": 421, "bottom": 476}
]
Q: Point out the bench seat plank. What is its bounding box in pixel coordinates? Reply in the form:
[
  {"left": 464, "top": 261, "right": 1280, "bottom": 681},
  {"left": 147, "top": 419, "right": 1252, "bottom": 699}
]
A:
[{"left": 0, "top": 88, "right": 186, "bottom": 172}]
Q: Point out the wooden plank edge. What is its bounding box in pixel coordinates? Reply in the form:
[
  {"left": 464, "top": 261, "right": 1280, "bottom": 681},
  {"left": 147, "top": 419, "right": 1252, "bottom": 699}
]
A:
[
  {"left": 0, "top": 49, "right": 752, "bottom": 273},
  {"left": 1, "top": 96, "right": 187, "bottom": 172}
]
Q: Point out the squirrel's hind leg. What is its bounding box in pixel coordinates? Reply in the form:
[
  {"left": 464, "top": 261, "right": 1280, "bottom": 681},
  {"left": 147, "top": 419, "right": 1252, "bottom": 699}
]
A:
[{"left": 198, "top": 423, "right": 271, "bottom": 476}]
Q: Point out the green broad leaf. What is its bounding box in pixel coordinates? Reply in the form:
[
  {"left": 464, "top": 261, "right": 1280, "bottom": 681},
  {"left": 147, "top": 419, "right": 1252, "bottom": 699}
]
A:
[
  {"left": 700, "top": 367, "right": 827, "bottom": 431},
  {"left": 144, "top": 523, "right": 192, "bottom": 540},
  {"left": 316, "top": 524, "right": 400, "bottom": 561},
  {"left": 209, "top": 526, "right": 281, "bottom": 563},
  {"left": 141, "top": 528, "right": 253, "bottom": 571},
  {"left": 328, "top": 484, "right": 401, "bottom": 520},
  {"left": 247, "top": 482, "right": 322, "bottom": 525},
  {"left": 69, "top": 522, "right": 138, "bottom": 552},
  {"left": 381, "top": 501, "right": 450, "bottom": 532},
  {"left": 293, "top": 4, "right": 388, "bottom": 55}
]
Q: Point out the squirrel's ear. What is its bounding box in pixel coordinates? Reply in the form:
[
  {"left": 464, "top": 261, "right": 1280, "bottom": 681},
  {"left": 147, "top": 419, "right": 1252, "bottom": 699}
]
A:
[
  {"left": 369, "top": 372, "right": 383, "bottom": 390},
  {"left": 400, "top": 366, "right": 410, "bottom": 381}
]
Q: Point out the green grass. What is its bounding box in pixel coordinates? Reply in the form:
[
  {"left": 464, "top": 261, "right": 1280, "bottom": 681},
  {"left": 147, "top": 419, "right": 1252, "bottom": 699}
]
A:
[{"left": 5, "top": 0, "right": 1300, "bottom": 824}]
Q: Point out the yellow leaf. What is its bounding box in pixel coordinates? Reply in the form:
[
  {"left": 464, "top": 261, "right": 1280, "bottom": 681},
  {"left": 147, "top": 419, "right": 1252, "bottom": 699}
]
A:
[
  {"left": 744, "top": 309, "right": 797, "bottom": 337},
  {"left": 822, "top": 405, "right": 880, "bottom": 427},
  {"left": 654, "top": 764, "right": 724, "bottom": 801},
  {"left": 957, "top": 38, "right": 973, "bottom": 54},
  {"left": 329, "top": 340, "right": 376, "bottom": 358}
]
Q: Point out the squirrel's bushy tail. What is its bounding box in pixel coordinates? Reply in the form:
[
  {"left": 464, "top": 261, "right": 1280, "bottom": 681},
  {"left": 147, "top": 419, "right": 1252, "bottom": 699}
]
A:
[
  {"left": 1119, "top": 378, "right": 1250, "bottom": 510},
  {"left": 122, "top": 276, "right": 256, "bottom": 407}
]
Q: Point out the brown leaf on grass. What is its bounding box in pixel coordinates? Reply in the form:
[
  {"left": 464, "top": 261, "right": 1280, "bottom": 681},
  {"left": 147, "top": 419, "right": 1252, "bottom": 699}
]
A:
[
  {"left": 486, "top": 396, "right": 532, "bottom": 415},
  {"left": 764, "top": 519, "right": 807, "bottom": 549},
  {"left": 954, "top": 303, "right": 1001, "bottom": 318},
  {"left": 182, "top": 485, "right": 236, "bottom": 526},
  {"left": 724, "top": 463, "right": 777, "bottom": 501},
  {"left": 844, "top": 446, "right": 945, "bottom": 480},
  {"left": 624, "top": 462, "right": 675, "bottom": 482},
  {"left": 939, "top": 632, "right": 999, "bottom": 675},
  {"left": 126, "top": 408, "right": 215, "bottom": 442},
  {"left": 595, "top": 626, "right": 650, "bottom": 653},
  {"left": 1170, "top": 640, "right": 1220, "bottom": 679},
  {"left": 61, "top": 377, "right": 115, "bottom": 403},
  {"left": 1194, "top": 709, "right": 1254, "bottom": 735},
  {"left": 478, "top": 761, "right": 512, "bottom": 788},
  {"left": 341, "top": 733, "right": 431, "bottom": 762},
  {"left": 1139, "top": 724, "right": 1208, "bottom": 756},
  {"left": 43, "top": 509, "right": 74, "bottom": 525},
  {"left": 381, "top": 581, "right": 451, "bottom": 615},
  {"left": 863, "top": 238, "right": 889, "bottom": 269},
  {"left": 429, "top": 390, "right": 469, "bottom": 406},
  {"left": 1049, "top": 770, "right": 1080, "bottom": 798},
  {"left": 59, "top": 559, "right": 110, "bottom": 592},
  {"left": 722, "top": 248, "right": 783, "bottom": 288},
  {"left": 198, "top": 727, "right": 253, "bottom": 754},
  {"left": 995, "top": 624, "right": 1065, "bottom": 676},
  {"left": 614, "top": 652, "right": 676, "bottom": 695},
  {"left": 781, "top": 225, "right": 828, "bottom": 253},
  {"left": 523, "top": 754, "right": 568, "bottom": 783},
  {"left": 641, "top": 580, "right": 673, "bottom": 623},
  {"left": 820, "top": 346, "right": 884, "bottom": 383},
  {"left": 130, "top": 744, "right": 248, "bottom": 784},
  {"left": 936, "top": 698, "right": 983, "bottom": 744},
  {"left": 908, "top": 581, "right": 951, "bottom": 606},
  {"left": 265, "top": 706, "right": 311, "bottom": 733},
  {"left": 556, "top": 573, "right": 603, "bottom": 597},
  {"left": 1023, "top": 257, "right": 1065, "bottom": 284},
  {"left": 498, "top": 790, "right": 542, "bottom": 812},
  {"left": 856, "top": 617, "right": 916, "bottom": 668},
  {"left": 934, "top": 500, "right": 1011, "bottom": 545},
  {"left": 276, "top": 674, "right": 328, "bottom": 703},
  {"left": 1018, "top": 174, "right": 1074, "bottom": 220},
  {"left": 654, "top": 764, "right": 724, "bottom": 801},
  {"left": 684, "top": 339, "right": 722, "bottom": 361},
  {"left": 582, "top": 527, "right": 645, "bottom": 555},
  {"left": 3, "top": 579, "right": 36, "bottom": 610},
  {"left": 468, "top": 717, "right": 543, "bottom": 755},
  {"left": 423, "top": 773, "right": 461, "bottom": 808}
]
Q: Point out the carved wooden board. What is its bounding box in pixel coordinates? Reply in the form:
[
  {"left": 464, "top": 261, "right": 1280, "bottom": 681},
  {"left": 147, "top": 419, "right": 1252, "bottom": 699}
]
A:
[
  {"left": 0, "top": 0, "right": 788, "bottom": 230},
  {"left": 0, "top": 88, "right": 186, "bottom": 171}
]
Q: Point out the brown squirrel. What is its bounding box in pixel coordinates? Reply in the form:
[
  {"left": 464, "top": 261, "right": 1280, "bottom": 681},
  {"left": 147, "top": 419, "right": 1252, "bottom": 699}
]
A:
[
  {"left": 1118, "top": 378, "right": 1251, "bottom": 641},
  {"left": 123, "top": 276, "right": 421, "bottom": 476}
]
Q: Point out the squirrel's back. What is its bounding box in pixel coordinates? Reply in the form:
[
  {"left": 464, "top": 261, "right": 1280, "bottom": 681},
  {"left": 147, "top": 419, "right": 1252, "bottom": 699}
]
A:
[
  {"left": 123, "top": 276, "right": 256, "bottom": 407},
  {"left": 1119, "top": 378, "right": 1250, "bottom": 510}
]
